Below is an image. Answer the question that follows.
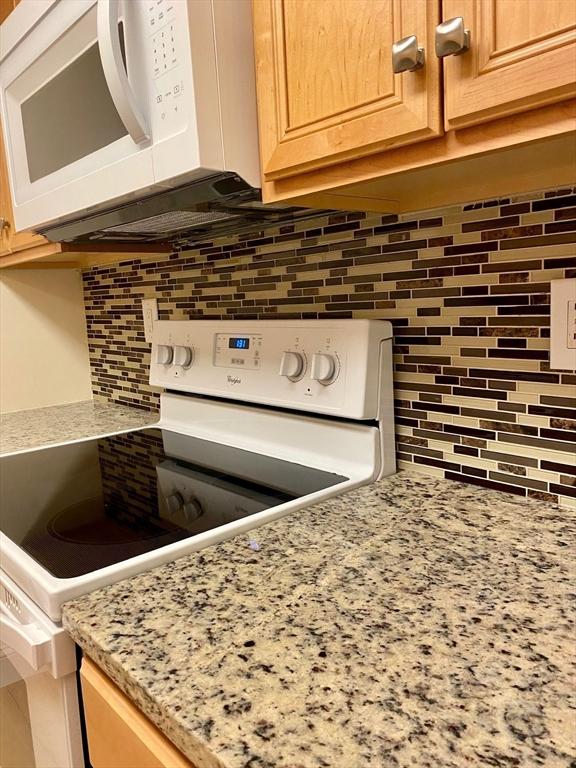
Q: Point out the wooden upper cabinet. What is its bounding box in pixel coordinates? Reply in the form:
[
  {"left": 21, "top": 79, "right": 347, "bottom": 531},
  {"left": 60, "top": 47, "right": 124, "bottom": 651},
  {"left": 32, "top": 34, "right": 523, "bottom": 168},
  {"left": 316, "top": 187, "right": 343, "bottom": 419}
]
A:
[
  {"left": 0, "top": 0, "right": 19, "bottom": 25},
  {"left": 253, "top": 0, "right": 442, "bottom": 182},
  {"left": 442, "top": 0, "right": 576, "bottom": 129}
]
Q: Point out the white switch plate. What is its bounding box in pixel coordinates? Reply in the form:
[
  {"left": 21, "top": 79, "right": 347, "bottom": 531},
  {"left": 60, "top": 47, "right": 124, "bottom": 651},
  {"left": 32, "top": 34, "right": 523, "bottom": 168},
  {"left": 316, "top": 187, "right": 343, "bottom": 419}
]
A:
[
  {"left": 142, "top": 298, "right": 158, "bottom": 343},
  {"left": 550, "top": 278, "right": 576, "bottom": 371}
]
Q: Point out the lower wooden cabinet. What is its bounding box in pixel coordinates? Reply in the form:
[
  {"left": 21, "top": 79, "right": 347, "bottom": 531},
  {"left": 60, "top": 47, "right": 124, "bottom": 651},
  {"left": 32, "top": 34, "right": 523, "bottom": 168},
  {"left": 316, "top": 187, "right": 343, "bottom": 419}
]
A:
[{"left": 80, "top": 658, "right": 193, "bottom": 768}]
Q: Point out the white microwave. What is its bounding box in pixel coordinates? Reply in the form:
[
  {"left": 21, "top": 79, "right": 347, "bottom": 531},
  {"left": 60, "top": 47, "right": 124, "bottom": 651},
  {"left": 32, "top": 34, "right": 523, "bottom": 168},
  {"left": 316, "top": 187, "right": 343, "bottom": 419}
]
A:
[{"left": 0, "top": 0, "right": 286, "bottom": 244}]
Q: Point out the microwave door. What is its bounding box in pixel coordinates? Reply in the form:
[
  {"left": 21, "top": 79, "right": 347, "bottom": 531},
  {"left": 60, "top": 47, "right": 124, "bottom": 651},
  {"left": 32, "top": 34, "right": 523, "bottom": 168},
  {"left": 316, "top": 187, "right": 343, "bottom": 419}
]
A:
[{"left": 0, "top": 0, "right": 156, "bottom": 233}]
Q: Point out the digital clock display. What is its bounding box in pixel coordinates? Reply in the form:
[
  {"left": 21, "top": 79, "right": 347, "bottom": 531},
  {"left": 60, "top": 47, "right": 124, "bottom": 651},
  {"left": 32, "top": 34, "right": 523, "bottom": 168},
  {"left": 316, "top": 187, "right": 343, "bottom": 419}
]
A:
[{"left": 228, "top": 337, "right": 250, "bottom": 350}]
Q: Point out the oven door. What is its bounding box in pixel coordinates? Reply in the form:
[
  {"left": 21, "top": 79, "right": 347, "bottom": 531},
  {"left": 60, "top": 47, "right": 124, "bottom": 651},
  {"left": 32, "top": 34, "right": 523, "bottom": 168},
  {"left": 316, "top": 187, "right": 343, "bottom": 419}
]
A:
[
  {"left": 0, "top": 0, "right": 155, "bottom": 232},
  {"left": 0, "top": 572, "right": 84, "bottom": 768}
]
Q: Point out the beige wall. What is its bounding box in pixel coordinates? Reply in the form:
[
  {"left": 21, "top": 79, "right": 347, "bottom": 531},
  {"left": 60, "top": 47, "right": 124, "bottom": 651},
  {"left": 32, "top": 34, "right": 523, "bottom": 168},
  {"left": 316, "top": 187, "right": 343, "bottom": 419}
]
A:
[{"left": 0, "top": 269, "right": 92, "bottom": 414}]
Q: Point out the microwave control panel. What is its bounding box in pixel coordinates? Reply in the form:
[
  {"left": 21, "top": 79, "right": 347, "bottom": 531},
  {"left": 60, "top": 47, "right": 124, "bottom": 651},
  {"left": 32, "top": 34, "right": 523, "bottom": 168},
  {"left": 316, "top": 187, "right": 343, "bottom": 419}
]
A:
[
  {"left": 147, "top": 0, "right": 185, "bottom": 133},
  {"left": 150, "top": 320, "right": 393, "bottom": 420}
]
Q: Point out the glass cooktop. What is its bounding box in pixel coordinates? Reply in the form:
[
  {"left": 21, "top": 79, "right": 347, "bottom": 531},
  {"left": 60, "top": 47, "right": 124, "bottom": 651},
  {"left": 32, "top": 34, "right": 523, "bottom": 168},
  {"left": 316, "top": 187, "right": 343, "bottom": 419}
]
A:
[{"left": 0, "top": 428, "right": 347, "bottom": 579}]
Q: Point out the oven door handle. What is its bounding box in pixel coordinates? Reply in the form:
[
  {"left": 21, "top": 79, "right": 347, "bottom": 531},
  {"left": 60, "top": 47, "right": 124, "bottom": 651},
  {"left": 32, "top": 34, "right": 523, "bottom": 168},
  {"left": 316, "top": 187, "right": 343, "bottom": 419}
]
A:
[
  {"left": 0, "top": 613, "right": 52, "bottom": 672},
  {"left": 97, "top": 0, "right": 150, "bottom": 145}
]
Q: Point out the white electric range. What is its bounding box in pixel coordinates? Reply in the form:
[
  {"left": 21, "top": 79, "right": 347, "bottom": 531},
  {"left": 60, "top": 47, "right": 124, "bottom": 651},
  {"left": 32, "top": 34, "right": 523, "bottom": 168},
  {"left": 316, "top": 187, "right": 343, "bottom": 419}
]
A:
[{"left": 0, "top": 319, "right": 395, "bottom": 768}]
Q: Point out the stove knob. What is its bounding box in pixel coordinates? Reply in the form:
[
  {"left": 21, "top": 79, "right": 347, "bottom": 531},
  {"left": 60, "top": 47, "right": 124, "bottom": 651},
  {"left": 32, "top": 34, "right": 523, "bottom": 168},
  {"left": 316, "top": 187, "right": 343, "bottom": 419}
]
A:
[
  {"left": 279, "top": 351, "right": 305, "bottom": 380},
  {"left": 183, "top": 496, "right": 203, "bottom": 522},
  {"left": 173, "top": 345, "right": 194, "bottom": 368},
  {"left": 166, "top": 491, "right": 184, "bottom": 514},
  {"left": 156, "top": 344, "right": 173, "bottom": 365},
  {"left": 311, "top": 353, "right": 337, "bottom": 384}
]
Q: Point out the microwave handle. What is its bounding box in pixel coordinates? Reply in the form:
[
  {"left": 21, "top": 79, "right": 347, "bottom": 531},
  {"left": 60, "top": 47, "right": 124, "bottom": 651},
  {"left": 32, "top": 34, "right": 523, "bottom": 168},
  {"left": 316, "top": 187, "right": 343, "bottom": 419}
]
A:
[
  {"left": 97, "top": 0, "right": 150, "bottom": 144},
  {"left": 0, "top": 613, "right": 52, "bottom": 672}
]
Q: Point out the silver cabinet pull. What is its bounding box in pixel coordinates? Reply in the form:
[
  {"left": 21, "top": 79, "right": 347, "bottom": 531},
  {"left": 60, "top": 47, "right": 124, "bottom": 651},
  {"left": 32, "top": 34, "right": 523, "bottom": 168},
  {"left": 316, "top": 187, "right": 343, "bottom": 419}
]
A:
[
  {"left": 435, "top": 17, "right": 471, "bottom": 57},
  {"left": 392, "top": 35, "right": 425, "bottom": 73}
]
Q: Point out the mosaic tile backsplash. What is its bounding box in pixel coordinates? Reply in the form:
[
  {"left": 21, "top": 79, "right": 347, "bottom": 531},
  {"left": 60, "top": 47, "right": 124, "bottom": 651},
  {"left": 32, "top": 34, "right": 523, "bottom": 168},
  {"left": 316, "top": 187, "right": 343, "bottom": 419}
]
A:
[{"left": 82, "top": 187, "right": 576, "bottom": 507}]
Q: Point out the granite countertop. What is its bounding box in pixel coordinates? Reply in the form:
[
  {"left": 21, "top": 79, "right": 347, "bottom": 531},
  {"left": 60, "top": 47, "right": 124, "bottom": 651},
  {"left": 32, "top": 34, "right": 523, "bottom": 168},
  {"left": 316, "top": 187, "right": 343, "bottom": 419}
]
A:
[
  {"left": 0, "top": 399, "right": 158, "bottom": 455},
  {"left": 63, "top": 471, "right": 576, "bottom": 768}
]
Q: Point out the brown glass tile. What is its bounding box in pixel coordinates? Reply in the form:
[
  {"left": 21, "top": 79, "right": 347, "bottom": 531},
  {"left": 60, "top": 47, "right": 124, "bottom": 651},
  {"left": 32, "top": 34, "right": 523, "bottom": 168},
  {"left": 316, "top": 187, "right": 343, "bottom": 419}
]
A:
[
  {"left": 490, "top": 281, "right": 549, "bottom": 295},
  {"left": 549, "top": 482, "right": 576, "bottom": 499},
  {"left": 416, "top": 400, "right": 460, "bottom": 415},
  {"left": 489, "top": 471, "right": 546, "bottom": 491},
  {"left": 445, "top": 424, "right": 496, "bottom": 439},
  {"left": 462, "top": 406, "right": 516, "bottom": 422},
  {"left": 540, "top": 459, "right": 576, "bottom": 475},
  {"left": 480, "top": 326, "right": 538, "bottom": 337},
  {"left": 498, "top": 402, "right": 526, "bottom": 413},
  {"left": 445, "top": 242, "right": 498, "bottom": 256},
  {"left": 323, "top": 221, "right": 361, "bottom": 234},
  {"left": 356, "top": 250, "right": 417, "bottom": 266},
  {"left": 543, "top": 256, "right": 576, "bottom": 269},
  {"left": 397, "top": 435, "right": 427, "bottom": 447},
  {"left": 454, "top": 445, "right": 478, "bottom": 457},
  {"left": 500, "top": 203, "right": 530, "bottom": 216},
  {"left": 461, "top": 377, "right": 486, "bottom": 387},
  {"left": 396, "top": 277, "right": 443, "bottom": 289},
  {"left": 488, "top": 313, "right": 549, "bottom": 324},
  {"left": 414, "top": 455, "right": 462, "bottom": 471},
  {"left": 342, "top": 245, "right": 381, "bottom": 258},
  {"left": 445, "top": 296, "right": 530, "bottom": 307},
  {"left": 397, "top": 444, "right": 445, "bottom": 459},
  {"left": 545, "top": 219, "right": 576, "bottom": 234},
  {"left": 497, "top": 338, "right": 527, "bottom": 348},
  {"left": 453, "top": 386, "right": 508, "bottom": 400},
  {"left": 529, "top": 404, "right": 576, "bottom": 419},
  {"left": 482, "top": 224, "right": 542, "bottom": 241},
  {"left": 532, "top": 194, "right": 576, "bottom": 211},
  {"left": 374, "top": 220, "right": 418, "bottom": 234},
  {"left": 462, "top": 215, "right": 519, "bottom": 232},
  {"left": 540, "top": 427, "right": 576, "bottom": 442},
  {"left": 528, "top": 490, "right": 558, "bottom": 503},
  {"left": 488, "top": 349, "right": 548, "bottom": 361},
  {"left": 404, "top": 355, "right": 452, "bottom": 364},
  {"left": 555, "top": 206, "right": 576, "bottom": 220},
  {"left": 503, "top": 432, "right": 575, "bottom": 453},
  {"left": 500, "top": 232, "right": 576, "bottom": 249},
  {"left": 497, "top": 462, "right": 526, "bottom": 476},
  {"left": 481, "top": 450, "right": 537, "bottom": 467},
  {"left": 414, "top": 429, "right": 461, "bottom": 444},
  {"left": 381, "top": 239, "right": 427, "bottom": 254},
  {"left": 460, "top": 317, "right": 486, "bottom": 326},
  {"left": 499, "top": 272, "right": 530, "bottom": 284}
]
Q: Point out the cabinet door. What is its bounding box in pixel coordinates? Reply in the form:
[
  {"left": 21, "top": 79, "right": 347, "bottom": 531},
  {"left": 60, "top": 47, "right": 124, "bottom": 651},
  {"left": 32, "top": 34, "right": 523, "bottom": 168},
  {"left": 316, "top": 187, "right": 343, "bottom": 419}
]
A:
[
  {"left": 443, "top": 0, "right": 576, "bottom": 129},
  {"left": 253, "top": 0, "right": 441, "bottom": 182},
  {"left": 81, "top": 658, "right": 193, "bottom": 768},
  {"left": 0, "top": 0, "right": 19, "bottom": 25}
]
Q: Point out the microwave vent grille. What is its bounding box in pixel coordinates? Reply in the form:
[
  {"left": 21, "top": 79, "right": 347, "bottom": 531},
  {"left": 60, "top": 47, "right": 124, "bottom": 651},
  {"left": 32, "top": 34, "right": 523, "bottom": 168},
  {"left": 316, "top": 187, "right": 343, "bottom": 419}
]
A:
[{"left": 101, "top": 210, "right": 239, "bottom": 236}]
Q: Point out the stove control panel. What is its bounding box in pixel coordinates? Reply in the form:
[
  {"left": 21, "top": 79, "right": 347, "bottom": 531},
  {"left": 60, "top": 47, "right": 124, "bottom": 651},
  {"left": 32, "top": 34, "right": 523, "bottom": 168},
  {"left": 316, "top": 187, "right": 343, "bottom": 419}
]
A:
[{"left": 150, "top": 320, "right": 393, "bottom": 420}]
